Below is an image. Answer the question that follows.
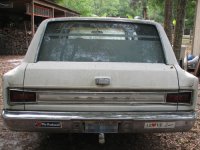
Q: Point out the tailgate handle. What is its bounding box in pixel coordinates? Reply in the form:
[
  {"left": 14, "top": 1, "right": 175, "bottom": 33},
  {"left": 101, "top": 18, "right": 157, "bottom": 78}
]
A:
[{"left": 95, "top": 77, "right": 111, "bottom": 86}]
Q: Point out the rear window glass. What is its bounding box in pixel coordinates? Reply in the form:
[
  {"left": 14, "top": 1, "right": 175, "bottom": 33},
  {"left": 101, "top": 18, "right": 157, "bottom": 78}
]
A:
[{"left": 38, "top": 21, "right": 165, "bottom": 63}]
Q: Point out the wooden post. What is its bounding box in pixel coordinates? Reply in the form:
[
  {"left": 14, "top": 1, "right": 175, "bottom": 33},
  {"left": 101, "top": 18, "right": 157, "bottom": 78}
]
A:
[
  {"left": 52, "top": 7, "right": 54, "bottom": 18},
  {"left": 24, "top": 21, "right": 29, "bottom": 48},
  {"left": 192, "top": 0, "right": 200, "bottom": 56},
  {"left": 31, "top": 0, "right": 35, "bottom": 36}
]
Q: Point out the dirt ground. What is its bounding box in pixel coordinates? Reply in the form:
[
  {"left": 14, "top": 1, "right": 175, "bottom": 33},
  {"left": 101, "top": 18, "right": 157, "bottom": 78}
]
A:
[{"left": 0, "top": 55, "right": 200, "bottom": 150}]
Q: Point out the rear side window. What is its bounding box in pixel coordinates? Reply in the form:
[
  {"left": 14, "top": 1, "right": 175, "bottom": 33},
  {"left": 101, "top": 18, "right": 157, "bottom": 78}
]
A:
[{"left": 38, "top": 21, "right": 165, "bottom": 63}]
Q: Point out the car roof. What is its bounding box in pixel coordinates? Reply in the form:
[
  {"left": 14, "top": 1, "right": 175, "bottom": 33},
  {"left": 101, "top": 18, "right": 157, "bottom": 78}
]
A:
[{"left": 45, "top": 17, "right": 159, "bottom": 26}]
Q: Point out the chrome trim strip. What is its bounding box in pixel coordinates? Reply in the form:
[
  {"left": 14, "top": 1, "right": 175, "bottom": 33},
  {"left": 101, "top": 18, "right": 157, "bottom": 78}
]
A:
[
  {"left": 2, "top": 110, "right": 196, "bottom": 133},
  {"left": 9, "top": 88, "right": 169, "bottom": 104},
  {"left": 8, "top": 88, "right": 180, "bottom": 93},
  {"left": 8, "top": 88, "right": 193, "bottom": 106},
  {"left": 2, "top": 110, "right": 196, "bottom": 121},
  {"left": 37, "top": 92, "right": 165, "bottom": 104}
]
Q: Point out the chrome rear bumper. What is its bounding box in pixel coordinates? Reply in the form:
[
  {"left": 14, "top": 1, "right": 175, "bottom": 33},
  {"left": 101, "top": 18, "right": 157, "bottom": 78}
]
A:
[{"left": 2, "top": 110, "right": 197, "bottom": 133}]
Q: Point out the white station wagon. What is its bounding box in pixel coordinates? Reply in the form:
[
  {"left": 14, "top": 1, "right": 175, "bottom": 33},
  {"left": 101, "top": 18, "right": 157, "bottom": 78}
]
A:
[{"left": 2, "top": 17, "right": 198, "bottom": 134}]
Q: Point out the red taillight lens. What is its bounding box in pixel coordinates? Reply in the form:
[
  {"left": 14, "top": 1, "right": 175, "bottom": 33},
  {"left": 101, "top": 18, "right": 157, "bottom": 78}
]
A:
[
  {"left": 10, "top": 90, "right": 36, "bottom": 103},
  {"left": 166, "top": 92, "right": 192, "bottom": 104}
]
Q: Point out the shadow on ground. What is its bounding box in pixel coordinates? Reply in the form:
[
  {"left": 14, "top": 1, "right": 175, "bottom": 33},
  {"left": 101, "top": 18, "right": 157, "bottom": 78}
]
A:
[{"left": 38, "top": 133, "right": 165, "bottom": 150}]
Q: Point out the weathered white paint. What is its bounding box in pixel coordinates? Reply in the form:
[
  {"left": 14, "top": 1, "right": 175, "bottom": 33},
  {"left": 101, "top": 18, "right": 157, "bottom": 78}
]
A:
[
  {"left": 3, "top": 17, "right": 198, "bottom": 112},
  {"left": 24, "top": 62, "right": 178, "bottom": 90}
]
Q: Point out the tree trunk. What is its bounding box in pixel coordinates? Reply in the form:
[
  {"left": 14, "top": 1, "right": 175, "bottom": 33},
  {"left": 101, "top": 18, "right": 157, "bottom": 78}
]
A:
[
  {"left": 173, "top": 0, "right": 187, "bottom": 60},
  {"left": 164, "top": 0, "right": 173, "bottom": 44},
  {"left": 142, "top": 0, "right": 148, "bottom": 19},
  {"left": 143, "top": 6, "right": 148, "bottom": 19}
]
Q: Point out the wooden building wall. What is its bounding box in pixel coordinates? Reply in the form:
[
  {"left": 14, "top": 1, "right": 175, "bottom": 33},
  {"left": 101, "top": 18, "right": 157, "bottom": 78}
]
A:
[{"left": 0, "top": 0, "right": 79, "bottom": 55}]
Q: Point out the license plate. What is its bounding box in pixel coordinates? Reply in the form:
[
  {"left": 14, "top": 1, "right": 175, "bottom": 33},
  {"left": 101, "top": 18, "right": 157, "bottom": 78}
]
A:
[
  {"left": 85, "top": 121, "right": 118, "bottom": 133},
  {"left": 144, "top": 122, "right": 175, "bottom": 129}
]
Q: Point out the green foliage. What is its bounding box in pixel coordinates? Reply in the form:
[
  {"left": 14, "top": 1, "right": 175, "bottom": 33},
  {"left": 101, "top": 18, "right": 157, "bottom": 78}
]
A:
[
  {"left": 56, "top": 0, "right": 196, "bottom": 29},
  {"left": 130, "top": 1, "right": 143, "bottom": 17},
  {"left": 56, "top": 0, "right": 136, "bottom": 17},
  {"left": 185, "top": 0, "right": 196, "bottom": 29},
  {"left": 56, "top": 0, "right": 94, "bottom": 16},
  {"left": 91, "top": 0, "right": 135, "bottom": 17},
  {"left": 147, "top": 0, "right": 195, "bottom": 29},
  {"left": 93, "top": 0, "right": 120, "bottom": 17},
  {"left": 147, "top": 0, "right": 164, "bottom": 22}
]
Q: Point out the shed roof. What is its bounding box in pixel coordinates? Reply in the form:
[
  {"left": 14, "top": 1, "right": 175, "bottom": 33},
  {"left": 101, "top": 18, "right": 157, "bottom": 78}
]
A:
[{"left": 0, "top": 0, "right": 80, "bottom": 16}]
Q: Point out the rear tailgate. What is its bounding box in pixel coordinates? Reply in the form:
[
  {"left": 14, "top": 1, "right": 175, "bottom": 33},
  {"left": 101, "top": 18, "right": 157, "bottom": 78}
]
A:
[{"left": 23, "top": 62, "right": 179, "bottom": 111}]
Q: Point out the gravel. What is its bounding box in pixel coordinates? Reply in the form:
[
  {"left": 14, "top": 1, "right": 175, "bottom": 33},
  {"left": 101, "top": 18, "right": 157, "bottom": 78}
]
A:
[{"left": 0, "top": 55, "right": 200, "bottom": 150}]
